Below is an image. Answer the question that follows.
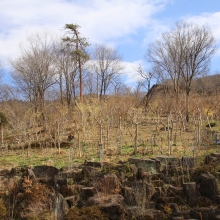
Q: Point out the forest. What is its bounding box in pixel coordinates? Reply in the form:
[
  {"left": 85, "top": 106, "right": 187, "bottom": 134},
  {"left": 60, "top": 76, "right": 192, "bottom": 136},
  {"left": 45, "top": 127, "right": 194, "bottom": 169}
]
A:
[{"left": 0, "top": 20, "right": 220, "bottom": 219}]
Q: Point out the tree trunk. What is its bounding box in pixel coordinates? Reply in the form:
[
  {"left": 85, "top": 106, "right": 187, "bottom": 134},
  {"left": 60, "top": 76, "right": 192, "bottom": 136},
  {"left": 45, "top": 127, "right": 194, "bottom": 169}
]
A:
[
  {"left": 57, "top": 123, "right": 61, "bottom": 154},
  {"left": 77, "top": 132, "right": 81, "bottom": 157},
  {"left": 134, "top": 123, "right": 138, "bottom": 155},
  {"left": 167, "top": 115, "right": 172, "bottom": 155},
  {"left": 1, "top": 126, "right": 3, "bottom": 146},
  {"left": 185, "top": 90, "right": 190, "bottom": 122}
]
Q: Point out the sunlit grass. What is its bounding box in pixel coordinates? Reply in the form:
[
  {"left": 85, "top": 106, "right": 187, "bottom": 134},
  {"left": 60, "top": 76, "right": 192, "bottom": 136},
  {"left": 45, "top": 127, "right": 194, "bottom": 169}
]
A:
[{"left": 0, "top": 139, "right": 220, "bottom": 170}]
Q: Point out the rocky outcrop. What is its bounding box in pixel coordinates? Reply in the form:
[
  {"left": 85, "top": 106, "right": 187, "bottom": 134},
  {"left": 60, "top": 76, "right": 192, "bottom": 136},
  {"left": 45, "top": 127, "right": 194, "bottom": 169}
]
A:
[{"left": 1, "top": 153, "right": 220, "bottom": 219}]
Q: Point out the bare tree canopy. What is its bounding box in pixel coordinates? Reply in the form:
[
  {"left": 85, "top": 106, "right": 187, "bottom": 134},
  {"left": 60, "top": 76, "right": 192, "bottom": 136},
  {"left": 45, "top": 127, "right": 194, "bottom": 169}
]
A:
[
  {"left": 54, "top": 40, "right": 79, "bottom": 106},
  {"left": 10, "top": 31, "right": 58, "bottom": 114},
  {"left": 90, "top": 44, "right": 124, "bottom": 99},
  {"left": 147, "top": 21, "right": 216, "bottom": 121},
  {"left": 135, "top": 64, "right": 154, "bottom": 92}
]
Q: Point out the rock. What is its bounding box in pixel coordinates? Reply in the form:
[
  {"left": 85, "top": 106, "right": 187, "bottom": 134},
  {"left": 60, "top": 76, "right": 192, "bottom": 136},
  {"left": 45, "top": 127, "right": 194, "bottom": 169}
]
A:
[
  {"left": 0, "top": 169, "right": 10, "bottom": 176},
  {"left": 88, "top": 193, "right": 124, "bottom": 220},
  {"left": 81, "top": 187, "right": 96, "bottom": 200},
  {"left": 60, "top": 184, "right": 84, "bottom": 197},
  {"left": 27, "top": 169, "right": 37, "bottom": 181},
  {"left": 183, "top": 182, "right": 198, "bottom": 207},
  {"left": 211, "top": 153, "right": 220, "bottom": 158},
  {"left": 182, "top": 156, "right": 194, "bottom": 168},
  {"left": 204, "top": 155, "right": 218, "bottom": 165},
  {"left": 212, "top": 195, "right": 220, "bottom": 205},
  {"left": 82, "top": 166, "right": 97, "bottom": 177},
  {"left": 101, "top": 201, "right": 124, "bottom": 220},
  {"left": 157, "top": 197, "right": 180, "bottom": 204},
  {"left": 167, "top": 185, "right": 183, "bottom": 197},
  {"left": 121, "top": 186, "right": 136, "bottom": 206},
  {"left": 190, "top": 207, "right": 220, "bottom": 220},
  {"left": 59, "top": 168, "right": 83, "bottom": 179},
  {"left": 197, "top": 196, "right": 212, "bottom": 207},
  {"left": 54, "top": 193, "right": 69, "bottom": 220},
  {"left": 128, "top": 158, "right": 160, "bottom": 174},
  {"left": 10, "top": 167, "right": 23, "bottom": 177},
  {"left": 130, "top": 164, "right": 138, "bottom": 178},
  {"left": 170, "top": 210, "right": 191, "bottom": 220},
  {"left": 136, "top": 167, "right": 150, "bottom": 181},
  {"left": 54, "top": 177, "right": 67, "bottom": 190},
  {"left": 65, "top": 195, "right": 79, "bottom": 207},
  {"left": 145, "top": 183, "right": 156, "bottom": 200},
  {"left": 84, "top": 161, "right": 102, "bottom": 167},
  {"left": 156, "top": 156, "right": 179, "bottom": 165},
  {"left": 146, "top": 201, "right": 156, "bottom": 209},
  {"left": 198, "top": 173, "right": 219, "bottom": 198},
  {"left": 157, "top": 202, "right": 180, "bottom": 212},
  {"left": 33, "top": 166, "right": 59, "bottom": 178},
  {"left": 92, "top": 173, "right": 121, "bottom": 196}
]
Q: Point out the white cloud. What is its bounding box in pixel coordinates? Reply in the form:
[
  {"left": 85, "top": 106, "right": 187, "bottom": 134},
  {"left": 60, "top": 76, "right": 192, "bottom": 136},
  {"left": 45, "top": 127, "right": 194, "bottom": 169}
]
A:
[
  {"left": 122, "top": 60, "right": 145, "bottom": 85},
  {"left": 185, "top": 12, "right": 220, "bottom": 43},
  {"left": 142, "top": 20, "right": 170, "bottom": 46},
  {"left": 0, "top": 0, "right": 168, "bottom": 61},
  {"left": 84, "top": 59, "right": 144, "bottom": 87}
]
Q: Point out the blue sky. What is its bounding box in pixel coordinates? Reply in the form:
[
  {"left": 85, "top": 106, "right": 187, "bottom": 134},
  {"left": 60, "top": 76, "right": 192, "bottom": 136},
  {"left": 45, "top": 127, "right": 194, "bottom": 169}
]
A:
[{"left": 0, "top": 0, "right": 220, "bottom": 85}]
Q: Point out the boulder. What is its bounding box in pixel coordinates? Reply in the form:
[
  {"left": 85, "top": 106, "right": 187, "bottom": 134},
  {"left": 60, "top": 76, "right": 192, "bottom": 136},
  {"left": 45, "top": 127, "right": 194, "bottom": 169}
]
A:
[
  {"left": 121, "top": 186, "right": 136, "bottom": 206},
  {"left": 128, "top": 158, "right": 160, "bottom": 174},
  {"left": 190, "top": 207, "right": 220, "bottom": 220},
  {"left": 88, "top": 193, "right": 124, "bottom": 219},
  {"left": 54, "top": 193, "right": 69, "bottom": 220},
  {"left": 33, "top": 166, "right": 59, "bottom": 179},
  {"left": 130, "top": 164, "right": 138, "bottom": 175},
  {"left": 156, "top": 156, "right": 179, "bottom": 166},
  {"left": 198, "top": 173, "right": 219, "bottom": 198},
  {"left": 81, "top": 187, "right": 96, "bottom": 200},
  {"left": 183, "top": 182, "right": 198, "bottom": 207}
]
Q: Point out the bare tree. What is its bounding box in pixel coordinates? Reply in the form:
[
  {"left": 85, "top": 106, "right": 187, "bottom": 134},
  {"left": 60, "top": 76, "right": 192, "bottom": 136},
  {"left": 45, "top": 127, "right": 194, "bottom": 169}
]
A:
[
  {"left": 111, "top": 79, "right": 127, "bottom": 96},
  {"left": 83, "top": 69, "right": 97, "bottom": 96},
  {"left": 62, "top": 24, "right": 89, "bottom": 103},
  {"left": 90, "top": 44, "right": 124, "bottom": 99},
  {"left": 147, "top": 21, "right": 216, "bottom": 121},
  {"left": 133, "top": 80, "right": 145, "bottom": 98},
  {"left": 178, "top": 22, "right": 215, "bottom": 121},
  {"left": 135, "top": 64, "right": 154, "bottom": 93},
  {"left": 10, "top": 31, "right": 58, "bottom": 117},
  {"left": 54, "top": 41, "right": 79, "bottom": 106}
]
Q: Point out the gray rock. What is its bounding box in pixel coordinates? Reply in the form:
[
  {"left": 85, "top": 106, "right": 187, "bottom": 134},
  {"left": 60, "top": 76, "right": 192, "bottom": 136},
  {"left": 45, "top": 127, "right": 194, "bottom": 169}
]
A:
[{"left": 128, "top": 158, "right": 160, "bottom": 174}]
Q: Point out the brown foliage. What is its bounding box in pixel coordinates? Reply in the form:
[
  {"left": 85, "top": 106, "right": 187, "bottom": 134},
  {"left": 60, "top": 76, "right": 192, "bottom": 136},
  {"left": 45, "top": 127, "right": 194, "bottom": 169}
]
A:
[{"left": 3, "top": 176, "right": 55, "bottom": 219}]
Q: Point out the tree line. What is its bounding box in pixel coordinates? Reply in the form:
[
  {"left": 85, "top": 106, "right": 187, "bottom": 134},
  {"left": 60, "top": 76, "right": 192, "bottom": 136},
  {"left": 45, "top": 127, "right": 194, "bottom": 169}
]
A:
[{"left": 0, "top": 20, "right": 218, "bottom": 123}]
